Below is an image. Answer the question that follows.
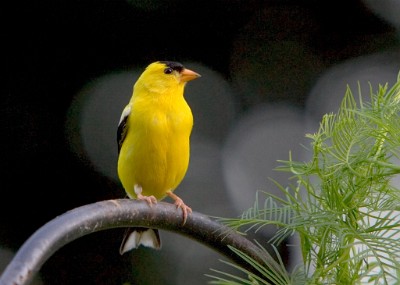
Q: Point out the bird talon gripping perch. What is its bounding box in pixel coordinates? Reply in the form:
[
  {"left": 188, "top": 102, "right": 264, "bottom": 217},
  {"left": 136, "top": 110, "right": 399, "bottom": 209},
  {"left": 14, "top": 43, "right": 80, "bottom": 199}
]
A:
[
  {"left": 134, "top": 184, "right": 157, "bottom": 206},
  {"left": 117, "top": 61, "right": 200, "bottom": 253},
  {"left": 167, "top": 190, "right": 192, "bottom": 225}
]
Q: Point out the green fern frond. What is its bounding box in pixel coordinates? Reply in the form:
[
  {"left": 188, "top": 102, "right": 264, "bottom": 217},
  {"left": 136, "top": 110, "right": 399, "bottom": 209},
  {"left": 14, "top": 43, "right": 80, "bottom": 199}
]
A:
[
  {"left": 209, "top": 72, "right": 400, "bottom": 285},
  {"left": 207, "top": 245, "right": 294, "bottom": 285}
]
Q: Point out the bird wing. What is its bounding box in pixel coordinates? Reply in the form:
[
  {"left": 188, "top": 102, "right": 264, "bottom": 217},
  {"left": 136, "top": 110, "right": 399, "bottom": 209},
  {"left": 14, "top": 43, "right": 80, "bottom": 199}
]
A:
[{"left": 117, "top": 104, "right": 131, "bottom": 154}]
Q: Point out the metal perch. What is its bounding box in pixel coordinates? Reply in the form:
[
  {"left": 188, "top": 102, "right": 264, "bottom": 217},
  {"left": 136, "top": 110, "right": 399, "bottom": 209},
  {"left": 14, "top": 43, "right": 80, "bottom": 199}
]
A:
[{"left": 0, "top": 199, "right": 283, "bottom": 285}]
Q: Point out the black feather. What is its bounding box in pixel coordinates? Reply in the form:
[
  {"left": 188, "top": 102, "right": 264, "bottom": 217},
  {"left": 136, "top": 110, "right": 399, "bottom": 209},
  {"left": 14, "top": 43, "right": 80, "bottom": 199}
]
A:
[
  {"left": 117, "top": 111, "right": 129, "bottom": 154},
  {"left": 158, "top": 61, "right": 184, "bottom": 73}
]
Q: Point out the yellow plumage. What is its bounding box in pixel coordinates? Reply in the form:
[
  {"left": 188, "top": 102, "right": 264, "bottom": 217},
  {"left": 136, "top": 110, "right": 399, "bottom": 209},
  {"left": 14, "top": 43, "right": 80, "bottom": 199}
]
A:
[{"left": 117, "top": 61, "right": 200, "bottom": 253}]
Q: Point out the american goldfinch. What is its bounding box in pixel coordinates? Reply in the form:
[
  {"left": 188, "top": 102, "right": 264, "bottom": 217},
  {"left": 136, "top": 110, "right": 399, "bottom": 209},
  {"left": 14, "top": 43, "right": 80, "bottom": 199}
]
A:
[{"left": 117, "top": 61, "right": 200, "bottom": 254}]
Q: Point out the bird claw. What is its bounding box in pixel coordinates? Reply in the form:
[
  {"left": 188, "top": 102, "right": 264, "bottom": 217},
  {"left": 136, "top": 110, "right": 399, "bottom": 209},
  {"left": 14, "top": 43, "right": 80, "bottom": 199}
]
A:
[
  {"left": 137, "top": 193, "right": 157, "bottom": 206},
  {"left": 167, "top": 191, "right": 192, "bottom": 225},
  {"left": 175, "top": 201, "right": 192, "bottom": 225},
  {"left": 134, "top": 184, "right": 157, "bottom": 206}
]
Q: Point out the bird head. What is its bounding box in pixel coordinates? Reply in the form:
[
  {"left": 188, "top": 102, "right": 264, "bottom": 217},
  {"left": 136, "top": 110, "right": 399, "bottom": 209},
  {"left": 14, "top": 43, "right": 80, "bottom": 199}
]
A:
[{"left": 134, "top": 61, "right": 201, "bottom": 95}]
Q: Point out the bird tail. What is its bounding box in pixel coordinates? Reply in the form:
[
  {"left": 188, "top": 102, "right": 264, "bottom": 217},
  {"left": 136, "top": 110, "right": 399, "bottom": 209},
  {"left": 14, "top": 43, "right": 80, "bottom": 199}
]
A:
[{"left": 119, "top": 227, "right": 162, "bottom": 254}]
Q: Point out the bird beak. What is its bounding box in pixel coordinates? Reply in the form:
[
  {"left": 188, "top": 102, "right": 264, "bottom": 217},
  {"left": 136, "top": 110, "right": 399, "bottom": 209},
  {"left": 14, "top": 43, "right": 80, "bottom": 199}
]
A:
[{"left": 180, "top": 68, "right": 201, "bottom": 82}]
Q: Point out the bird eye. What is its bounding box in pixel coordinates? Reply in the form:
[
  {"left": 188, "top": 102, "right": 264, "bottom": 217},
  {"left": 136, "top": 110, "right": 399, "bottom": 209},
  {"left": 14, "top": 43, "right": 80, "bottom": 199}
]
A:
[{"left": 164, "top": 67, "right": 173, "bottom": 74}]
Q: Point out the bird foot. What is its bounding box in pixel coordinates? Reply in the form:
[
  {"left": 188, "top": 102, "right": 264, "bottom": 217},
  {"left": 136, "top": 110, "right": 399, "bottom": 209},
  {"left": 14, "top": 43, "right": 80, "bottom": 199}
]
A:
[
  {"left": 134, "top": 184, "right": 157, "bottom": 206},
  {"left": 167, "top": 191, "right": 192, "bottom": 225},
  {"left": 137, "top": 193, "right": 157, "bottom": 206}
]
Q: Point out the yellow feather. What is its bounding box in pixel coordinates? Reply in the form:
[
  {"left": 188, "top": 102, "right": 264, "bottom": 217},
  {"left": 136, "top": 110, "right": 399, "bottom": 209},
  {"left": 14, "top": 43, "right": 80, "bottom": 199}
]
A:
[{"left": 117, "top": 61, "right": 200, "bottom": 200}]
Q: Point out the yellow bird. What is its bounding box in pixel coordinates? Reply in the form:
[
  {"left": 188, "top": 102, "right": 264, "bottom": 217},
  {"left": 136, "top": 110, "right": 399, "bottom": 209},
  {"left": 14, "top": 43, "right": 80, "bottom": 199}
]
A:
[{"left": 117, "top": 61, "right": 200, "bottom": 254}]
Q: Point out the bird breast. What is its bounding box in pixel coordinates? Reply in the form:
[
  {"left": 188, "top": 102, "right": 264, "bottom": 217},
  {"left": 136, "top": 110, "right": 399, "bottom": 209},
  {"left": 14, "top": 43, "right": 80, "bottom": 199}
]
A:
[{"left": 121, "top": 97, "right": 193, "bottom": 198}]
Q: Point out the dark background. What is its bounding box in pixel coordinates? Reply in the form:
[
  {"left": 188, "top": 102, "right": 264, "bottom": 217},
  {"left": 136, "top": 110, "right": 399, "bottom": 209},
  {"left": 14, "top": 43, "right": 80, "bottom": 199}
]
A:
[{"left": 4, "top": 0, "right": 399, "bottom": 284}]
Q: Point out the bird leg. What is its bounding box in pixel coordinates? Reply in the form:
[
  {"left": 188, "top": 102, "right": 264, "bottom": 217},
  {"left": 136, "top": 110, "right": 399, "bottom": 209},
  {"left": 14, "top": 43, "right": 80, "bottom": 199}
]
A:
[
  {"left": 166, "top": 191, "right": 192, "bottom": 225},
  {"left": 134, "top": 184, "right": 157, "bottom": 205}
]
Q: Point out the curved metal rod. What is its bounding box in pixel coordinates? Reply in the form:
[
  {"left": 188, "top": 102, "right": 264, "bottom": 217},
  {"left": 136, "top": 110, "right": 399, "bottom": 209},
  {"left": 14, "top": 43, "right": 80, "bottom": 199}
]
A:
[{"left": 0, "top": 199, "right": 284, "bottom": 285}]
